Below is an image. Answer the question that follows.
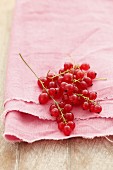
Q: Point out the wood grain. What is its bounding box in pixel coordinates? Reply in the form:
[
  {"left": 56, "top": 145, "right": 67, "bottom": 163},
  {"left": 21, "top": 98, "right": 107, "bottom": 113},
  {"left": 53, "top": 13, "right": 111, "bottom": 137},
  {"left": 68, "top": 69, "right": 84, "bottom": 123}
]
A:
[
  {"left": 0, "top": 0, "right": 113, "bottom": 170},
  {"left": 0, "top": 1, "right": 17, "bottom": 170}
]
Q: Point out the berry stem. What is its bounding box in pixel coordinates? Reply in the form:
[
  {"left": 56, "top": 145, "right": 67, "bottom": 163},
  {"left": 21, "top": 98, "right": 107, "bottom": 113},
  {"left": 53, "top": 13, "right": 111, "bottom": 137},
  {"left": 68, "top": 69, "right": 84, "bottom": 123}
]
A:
[
  {"left": 48, "top": 70, "right": 69, "bottom": 79},
  {"left": 54, "top": 100, "right": 67, "bottom": 124},
  {"left": 19, "top": 53, "right": 39, "bottom": 80},
  {"left": 19, "top": 54, "right": 49, "bottom": 93},
  {"left": 95, "top": 78, "right": 107, "bottom": 81},
  {"left": 19, "top": 53, "right": 67, "bottom": 123},
  {"left": 76, "top": 93, "right": 97, "bottom": 105}
]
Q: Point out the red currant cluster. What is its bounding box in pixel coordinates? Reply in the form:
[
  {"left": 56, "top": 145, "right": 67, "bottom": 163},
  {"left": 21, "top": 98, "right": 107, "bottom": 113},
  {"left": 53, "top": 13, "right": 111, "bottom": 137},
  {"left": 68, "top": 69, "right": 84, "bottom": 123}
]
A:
[{"left": 38, "top": 62, "right": 102, "bottom": 136}]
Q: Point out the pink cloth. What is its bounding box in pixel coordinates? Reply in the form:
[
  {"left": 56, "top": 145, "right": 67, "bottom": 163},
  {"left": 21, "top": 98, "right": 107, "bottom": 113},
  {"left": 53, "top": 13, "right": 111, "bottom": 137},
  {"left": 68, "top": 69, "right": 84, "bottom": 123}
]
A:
[{"left": 3, "top": 0, "right": 113, "bottom": 142}]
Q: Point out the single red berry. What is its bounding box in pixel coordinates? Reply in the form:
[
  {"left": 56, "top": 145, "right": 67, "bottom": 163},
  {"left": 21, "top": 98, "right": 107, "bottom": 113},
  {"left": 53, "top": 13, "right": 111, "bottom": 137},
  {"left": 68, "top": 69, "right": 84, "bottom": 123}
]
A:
[
  {"left": 63, "top": 125, "right": 72, "bottom": 136},
  {"left": 94, "top": 105, "right": 102, "bottom": 113},
  {"left": 65, "top": 112, "right": 74, "bottom": 121},
  {"left": 79, "top": 81, "right": 88, "bottom": 90},
  {"left": 58, "top": 122, "right": 65, "bottom": 131},
  {"left": 64, "top": 62, "right": 73, "bottom": 70},
  {"left": 89, "top": 104, "right": 95, "bottom": 112},
  {"left": 63, "top": 73, "right": 73, "bottom": 83},
  {"left": 60, "top": 82, "right": 68, "bottom": 91},
  {"left": 83, "top": 77, "right": 93, "bottom": 87},
  {"left": 77, "top": 96, "right": 85, "bottom": 105},
  {"left": 82, "top": 89, "right": 89, "bottom": 97},
  {"left": 64, "top": 104, "right": 73, "bottom": 112},
  {"left": 49, "top": 88, "right": 56, "bottom": 97},
  {"left": 89, "top": 92, "right": 97, "bottom": 100},
  {"left": 73, "top": 86, "right": 80, "bottom": 93},
  {"left": 50, "top": 108, "right": 60, "bottom": 117},
  {"left": 57, "top": 76, "right": 64, "bottom": 85},
  {"left": 38, "top": 77, "right": 48, "bottom": 89},
  {"left": 48, "top": 81, "right": 57, "bottom": 88},
  {"left": 39, "top": 93, "right": 49, "bottom": 104},
  {"left": 87, "top": 70, "right": 97, "bottom": 79},
  {"left": 76, "top": 70, "right": 84, "bottom": 79},
  {"left": 62, "top": 94, "right": 69, "bottom": 103},
  {"left": 69, "top": 94, "right": 78, "bottom": 105},
  {"left": 59, "top": 101, "right": 65, "bottom": 108},
  {"left": 67, "top": 121, "right": 75, "bottom": 130},
  {"left": 82, "top": 102, "right": 89, "bottom": 110},
  {"left": 65, "top": 84, "right": 74, "bottom": 95},
  {"left": 55, "top": 88, "right": 61, "bottom": 98},
  {"left": 49, "top": 104, "right": 57, "bottom": 112},
  {"left": 80, "top": 63, "right": 90, "bottom": 70}
]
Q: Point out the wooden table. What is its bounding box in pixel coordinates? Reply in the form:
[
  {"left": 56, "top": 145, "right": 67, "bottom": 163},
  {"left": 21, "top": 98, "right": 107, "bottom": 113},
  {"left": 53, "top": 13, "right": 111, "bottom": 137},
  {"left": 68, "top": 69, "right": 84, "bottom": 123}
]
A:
[{"left": 0, "top": 0, "right": 113, "bottom": 169}]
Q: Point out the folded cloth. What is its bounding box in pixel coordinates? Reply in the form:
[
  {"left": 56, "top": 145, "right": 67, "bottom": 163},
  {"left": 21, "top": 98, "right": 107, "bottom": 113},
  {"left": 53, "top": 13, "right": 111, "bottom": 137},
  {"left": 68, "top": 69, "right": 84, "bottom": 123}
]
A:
[{"left": 3, "top": 0, "right": 113, "bottom": 142}]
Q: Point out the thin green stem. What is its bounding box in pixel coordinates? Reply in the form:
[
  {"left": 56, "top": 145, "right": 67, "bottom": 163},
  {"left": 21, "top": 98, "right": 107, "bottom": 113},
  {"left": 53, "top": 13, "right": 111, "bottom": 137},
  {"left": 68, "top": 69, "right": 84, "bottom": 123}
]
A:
[
  {"left": 19, "top": 53, "right": 67, "bottom": 123},
  {"left": 48, "top": 70, "right": 69, "bottom": 79},
  {"left": 95, "top": 78, "right": 107, "bottom": 81},
  {"left": 19, "top": 53, "right": 39, "bottom": 80},
  {"left": 19, "top": 53, "right": 48, "bottom": 92},
  {"left": 76, "top": 93, "right": 96, "bottom": 105}
]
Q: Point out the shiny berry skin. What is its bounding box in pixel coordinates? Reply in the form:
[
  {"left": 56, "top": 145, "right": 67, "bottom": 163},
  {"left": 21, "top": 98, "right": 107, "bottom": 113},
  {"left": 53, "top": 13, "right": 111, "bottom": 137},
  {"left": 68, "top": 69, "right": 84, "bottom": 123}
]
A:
[
  {"left": 73, "top": 75, "right": 77, "bottom": 79},
  {"left": 94, "top": 105, "right": 102, "bottom": 113},
  {"left": 39, "top": 93, "right": 49, "bottom": 104},
  {"left": 76, "top": 70, "right": 84, "bottom": 79},
  {"left": 82, "top": 102, "right": 89, "bottom": 110},
  {"left": 63, "top": 73, "right": 73, "bottom": 83},
  {"left": 56, "top": 116, "right": 63, "bottom": 123},
  {"left": 82, "top": 89, "right": 89, "bottom": 97},
  {"left": 38, "top": 77, "right": 48, "bottom": 89},
  {"left": 48, "top": 81, "right": 57, "bottom": 88},
  {"left": 87, "top": 70, "right": 97, "bottom": 79},
  {"left": 63, "top": 125, "right": 72, "bottom": 136},
  {"left": 89, "top": 104, "right": 95, "bottom": 112},
  {"left": 62, "top": 94, "right": 69, "bottom": 103},
  {"left": 50, "top": 108, "right": 60, "bottom": 117},
  {"left": 57, "top": 76, "right": 64, "bottom": 85},
  {"left": 49, "top": 88, "right": 56, "bottom": 96},
  {"left": 79, "top": 81, "right": 88, "bottom": 90},
  {"left": 58, "top": 122, "right": 65, "bottom": 131},
  {"left": 64, "top": 62, "right": 73, "bottom": 70},
  {"left": 69, "top": 94, "right": 78, "bottom": 105},
  {"left": 80, "top": 63, "right": 90, "bottom": 70},
  {"left": 83, "top": 77, "right": 93, "bottom": 87},
  {"left": 67, "top": 121, "right": 75, "bottom": 130},
  {"left": 60, "top": 82, "right": 68, "bottom": 91},
  {"left": 73, "top": 86, "right": 79, "bottom": 93},
  {"left": 89, "top": 92, "right": 97, "bottom": 100},
  {"left": 59, "top": 101, "right": 65, "bottom": 108},
  {"left": 55, "top": 88, "right": 61, "bottom": 98},
  {"left": 65, "top": 112, "right": 74, "bottom": 121},
  {"left": 77, "top": 96, "right": 85, "bottom": 105},
  {"left": 64, "top": 104, "right": 73, "bottom": 112},
  {"left": 65, "top": 84, "right": 74, "bottom": 95},
  {"left": 49, "top": 104, "right": 57, "bottom": 111}
]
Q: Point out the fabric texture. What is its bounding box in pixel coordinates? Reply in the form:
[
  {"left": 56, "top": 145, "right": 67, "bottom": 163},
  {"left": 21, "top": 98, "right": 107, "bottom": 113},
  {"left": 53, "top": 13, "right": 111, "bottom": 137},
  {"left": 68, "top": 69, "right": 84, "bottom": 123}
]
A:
[{"left": 3, "top": 0, "right": 113, "bottom": 142}]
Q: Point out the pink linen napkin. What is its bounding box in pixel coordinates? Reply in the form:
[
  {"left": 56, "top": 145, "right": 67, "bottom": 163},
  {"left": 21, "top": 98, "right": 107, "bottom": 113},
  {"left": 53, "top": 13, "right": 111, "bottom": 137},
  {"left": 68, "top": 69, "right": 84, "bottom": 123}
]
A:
[{"left": 3, "top": 0, "right": 113, "bottom": 142}]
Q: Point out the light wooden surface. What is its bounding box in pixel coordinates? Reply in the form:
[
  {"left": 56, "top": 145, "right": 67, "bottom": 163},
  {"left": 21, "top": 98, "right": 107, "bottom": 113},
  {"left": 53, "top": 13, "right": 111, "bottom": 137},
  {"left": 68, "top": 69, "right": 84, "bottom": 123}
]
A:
[{"left": 0, "top": 1, "right": 113, "bottom": 170}]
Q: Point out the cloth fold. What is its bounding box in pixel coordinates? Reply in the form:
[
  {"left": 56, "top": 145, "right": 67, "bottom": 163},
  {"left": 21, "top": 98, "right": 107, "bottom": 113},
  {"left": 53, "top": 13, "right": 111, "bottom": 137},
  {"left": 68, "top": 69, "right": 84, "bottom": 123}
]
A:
[{"left": 3, "top": 0, "right": 113, "bottom": 142}]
